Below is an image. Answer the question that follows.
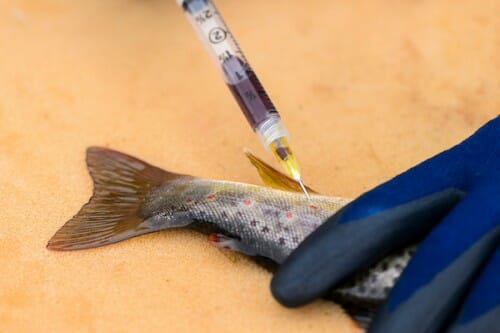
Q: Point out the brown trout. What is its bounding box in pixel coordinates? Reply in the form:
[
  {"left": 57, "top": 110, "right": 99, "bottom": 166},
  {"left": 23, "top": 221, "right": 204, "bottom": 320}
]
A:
[{"left": 47, "top": 147, "right": 414, "bottom": 313}]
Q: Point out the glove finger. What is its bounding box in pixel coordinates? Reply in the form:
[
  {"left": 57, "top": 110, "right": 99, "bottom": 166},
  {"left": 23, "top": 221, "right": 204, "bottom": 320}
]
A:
[
  {"left": 271, "top": 188, "right": 463, "bottom": 307},
  {"left": 447, "top": 247, "right": 500, "bottom": 333},
  {"left": 368, "top": 181, "right": 500, "bottom": 333}
]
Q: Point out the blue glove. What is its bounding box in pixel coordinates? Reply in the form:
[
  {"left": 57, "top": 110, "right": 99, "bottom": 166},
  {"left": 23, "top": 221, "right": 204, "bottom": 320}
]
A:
[{"left": 271, "top": 116, "right": 500, "bottom": 332}]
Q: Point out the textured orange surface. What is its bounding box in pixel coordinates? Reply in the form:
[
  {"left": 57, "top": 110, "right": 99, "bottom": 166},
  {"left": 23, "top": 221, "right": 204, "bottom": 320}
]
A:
[{"left": 0, "top": 0, "right": 498, "bottom": 332}]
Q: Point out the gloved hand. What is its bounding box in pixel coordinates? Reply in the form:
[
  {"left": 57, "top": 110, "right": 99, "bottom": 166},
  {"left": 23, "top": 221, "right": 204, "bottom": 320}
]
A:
[{"left": 271, "top": 116, "right": 500, "bottom": 333}]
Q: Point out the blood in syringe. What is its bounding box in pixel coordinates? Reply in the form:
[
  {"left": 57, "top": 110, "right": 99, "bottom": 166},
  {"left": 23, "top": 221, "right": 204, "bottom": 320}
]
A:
[{"left": 222, "top": 55, "right": 279, "bottom": 129}]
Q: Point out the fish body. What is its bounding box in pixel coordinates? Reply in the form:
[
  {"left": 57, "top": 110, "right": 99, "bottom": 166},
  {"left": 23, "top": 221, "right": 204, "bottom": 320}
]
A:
[
  {"left": 48, "top": 147, "right": 414, "bottom": 311},
  {"left": 143, "top": 178, "right": 343, "bottom": 263}
]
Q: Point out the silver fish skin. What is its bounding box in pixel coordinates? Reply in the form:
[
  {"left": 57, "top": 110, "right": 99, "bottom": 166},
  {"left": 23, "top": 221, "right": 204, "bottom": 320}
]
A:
[
  {"left": 141, "top": 178, "right": 415, "bottom": 303},
  {"left": 47, "top": 147, "right": 415, "bottom": 306},
  {"left": 142, "top": 178, "right": 345, "bottom": 263}
]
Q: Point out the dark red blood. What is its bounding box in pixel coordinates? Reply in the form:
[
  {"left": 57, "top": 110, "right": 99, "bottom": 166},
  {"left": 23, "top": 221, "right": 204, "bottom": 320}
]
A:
[
  {"left": 223, "top": 55, "right": 277, "bottom": 128},
  {"left": 186, "top": 198, "right": 193, "bottom": 203},
  {"left": 207, "top": 194, "right": 216, "bottom": 200}
]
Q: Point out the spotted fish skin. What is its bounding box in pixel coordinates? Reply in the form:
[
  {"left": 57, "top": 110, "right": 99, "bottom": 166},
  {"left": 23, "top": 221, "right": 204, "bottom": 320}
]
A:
[
  {"left": 47, "top": 147, "right": 414, "bottom": 307},
  {"left": 142, "top": 178, "right": 343, "bottom": 263},
  {"left": 141, "top": 177, "right": 415, "bottom": 304}
]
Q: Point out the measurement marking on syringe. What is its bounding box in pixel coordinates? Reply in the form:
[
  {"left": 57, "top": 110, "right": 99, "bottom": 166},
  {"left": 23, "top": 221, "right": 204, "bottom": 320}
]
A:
[
  {"left": 209, "top": 27, "right": 227, "bottom": 44},
  {"left": 194, "top": 9, "right": 212, "bottom": 24}
]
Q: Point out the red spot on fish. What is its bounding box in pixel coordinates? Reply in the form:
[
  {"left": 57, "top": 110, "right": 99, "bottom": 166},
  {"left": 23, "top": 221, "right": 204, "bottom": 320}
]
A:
[
  {"left": 209, "top": 233, "right": 218, "bottom": 243},
  {"left": 285, "top": 212, "right": 293, "bottom": 219},
  {"left": 207, "top": 194, "right": 216, "bottom": 200},
  {"left": 310, "top": 204, "right": 318, "bottom": 209},
  {"left": 243, "top": 199, "right": 252, "bottom": 206},
  {"left": 186, "top": 198, "right": 193, "bottom": 203}
]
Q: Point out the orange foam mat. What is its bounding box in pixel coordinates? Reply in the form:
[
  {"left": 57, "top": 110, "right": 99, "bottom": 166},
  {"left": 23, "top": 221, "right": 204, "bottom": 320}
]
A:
[{"left": 0, "top": 1, "right": 498, "bottom": 332}]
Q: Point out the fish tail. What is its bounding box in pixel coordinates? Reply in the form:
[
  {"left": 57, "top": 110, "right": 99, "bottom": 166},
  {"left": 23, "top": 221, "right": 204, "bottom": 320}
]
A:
[{"left": 47, "top": 147, "right": 186, "bottom": 251}]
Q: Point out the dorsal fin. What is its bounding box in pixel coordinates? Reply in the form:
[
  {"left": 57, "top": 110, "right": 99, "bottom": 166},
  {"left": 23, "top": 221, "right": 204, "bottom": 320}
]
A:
[{"left": 244, "top": 149, "right": 317, "bottom": 194}]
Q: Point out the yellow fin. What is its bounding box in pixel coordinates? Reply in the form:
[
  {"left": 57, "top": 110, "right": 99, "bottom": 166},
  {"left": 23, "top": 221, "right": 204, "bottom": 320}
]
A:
[{"left": 244, "top": 149, "right": 317, "bottom": 194}]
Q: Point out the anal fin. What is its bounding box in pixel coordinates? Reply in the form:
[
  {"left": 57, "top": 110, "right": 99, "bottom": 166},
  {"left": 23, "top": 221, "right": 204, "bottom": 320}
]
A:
[{"left": 209, "top": 233, "right": 257, "bottom": 256}]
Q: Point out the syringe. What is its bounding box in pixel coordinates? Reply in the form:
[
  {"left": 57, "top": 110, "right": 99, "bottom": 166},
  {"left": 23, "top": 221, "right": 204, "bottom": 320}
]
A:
[{"left": 177, "top": 0, "right": 310, "bottom": 199}]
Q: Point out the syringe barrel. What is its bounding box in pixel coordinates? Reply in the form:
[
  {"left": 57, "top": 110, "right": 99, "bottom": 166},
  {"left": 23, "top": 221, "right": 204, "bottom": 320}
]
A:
[
  {"left": 180, "top": 0, "right": 246, "bottom": 71},
  {"left": 179, "top": 0, "right": 289, "bottom": 147}
]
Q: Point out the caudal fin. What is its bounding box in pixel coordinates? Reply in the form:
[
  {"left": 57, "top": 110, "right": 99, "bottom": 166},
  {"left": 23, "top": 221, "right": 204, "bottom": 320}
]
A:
[{"left": 47, "top": 147, "right": 186, "bottom": 251}]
